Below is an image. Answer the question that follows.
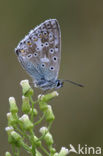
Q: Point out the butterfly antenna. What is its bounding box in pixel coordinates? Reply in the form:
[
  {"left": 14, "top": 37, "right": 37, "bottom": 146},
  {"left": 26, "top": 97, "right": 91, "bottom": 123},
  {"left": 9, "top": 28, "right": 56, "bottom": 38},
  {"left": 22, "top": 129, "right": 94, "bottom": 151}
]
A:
[{"left": 63, "top": 80, "right": 84, "bottom": 87}]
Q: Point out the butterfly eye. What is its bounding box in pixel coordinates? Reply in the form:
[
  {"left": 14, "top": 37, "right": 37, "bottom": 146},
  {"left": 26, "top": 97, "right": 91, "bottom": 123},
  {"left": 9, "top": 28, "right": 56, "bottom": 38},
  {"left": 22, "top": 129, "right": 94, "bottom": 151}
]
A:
[
  {"left": 53, "top": 56, "right": 57, "bottom": 62},
  {"left": 41, "top": 63, "right": 45, "bottom": 68},
  {"left": 34, "top": 52, "right": 38, "bottom": 57},
  {"left": 45, "top": 42, "right": 49, "bottom": 47},
  {"left": 49, "top": 66, "right": 55, "bottom": 71},
  {"left": 27, "top": 54, "right": 32, "bottom": 59},
  {"left": 15, "top": 49, "right": 19, "bottom": 55},
  {"left": 49, "top": 48, "right": 54, "bottom": 54}
]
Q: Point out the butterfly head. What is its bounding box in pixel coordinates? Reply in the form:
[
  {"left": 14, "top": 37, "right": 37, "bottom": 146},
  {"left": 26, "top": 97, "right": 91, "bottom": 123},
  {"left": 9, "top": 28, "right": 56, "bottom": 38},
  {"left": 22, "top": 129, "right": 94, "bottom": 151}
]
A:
[
  {"left": 55, "top": 79, "right": 64, "bottom": 89},
  {"left": 55, "top": 79, "right": 84, "bottom": 89}
]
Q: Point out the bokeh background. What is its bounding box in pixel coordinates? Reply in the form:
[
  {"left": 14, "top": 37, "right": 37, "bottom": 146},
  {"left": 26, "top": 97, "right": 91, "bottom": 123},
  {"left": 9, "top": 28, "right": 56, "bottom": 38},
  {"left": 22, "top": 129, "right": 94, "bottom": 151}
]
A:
[{"left": 0, "top": 0, "right": 103, "bottom": 155}]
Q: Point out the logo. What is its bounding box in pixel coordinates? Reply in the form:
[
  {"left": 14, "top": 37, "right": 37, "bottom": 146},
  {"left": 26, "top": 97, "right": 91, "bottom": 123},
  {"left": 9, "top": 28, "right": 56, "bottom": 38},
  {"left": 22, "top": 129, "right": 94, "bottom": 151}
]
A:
[{"left": 68, "top": 144, "right": 102, "bottom": 155}]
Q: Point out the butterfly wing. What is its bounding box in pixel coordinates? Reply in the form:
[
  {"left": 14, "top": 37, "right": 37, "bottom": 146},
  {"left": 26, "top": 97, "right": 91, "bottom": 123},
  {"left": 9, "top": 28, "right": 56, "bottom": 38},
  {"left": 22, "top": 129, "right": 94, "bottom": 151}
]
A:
[{"left": 15, "top": 19, "right": 61, "bottom": 83}]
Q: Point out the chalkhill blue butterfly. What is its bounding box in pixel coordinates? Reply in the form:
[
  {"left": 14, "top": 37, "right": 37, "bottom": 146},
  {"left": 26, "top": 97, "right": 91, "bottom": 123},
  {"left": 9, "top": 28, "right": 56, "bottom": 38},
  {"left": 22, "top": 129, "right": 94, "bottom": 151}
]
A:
[{"left": 15, "top": 19, "right": 83, "bottom": 90}]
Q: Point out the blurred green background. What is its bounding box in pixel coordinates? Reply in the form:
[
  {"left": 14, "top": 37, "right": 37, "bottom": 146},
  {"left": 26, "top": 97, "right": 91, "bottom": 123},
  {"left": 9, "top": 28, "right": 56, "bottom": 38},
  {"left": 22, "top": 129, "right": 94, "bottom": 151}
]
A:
[{"left": 0, "top": 0, "right": 103, "bottom": 155}]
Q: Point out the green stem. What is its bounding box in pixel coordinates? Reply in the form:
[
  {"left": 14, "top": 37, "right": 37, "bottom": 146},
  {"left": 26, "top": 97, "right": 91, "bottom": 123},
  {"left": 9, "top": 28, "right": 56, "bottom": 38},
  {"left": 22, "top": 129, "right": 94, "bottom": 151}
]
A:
[
  {"left": 39, "top": 144, "right": 50, "bottom": 156},
  {"left": 14, "top": 125, "right": 30, "bottom": 140},
  {"left": 29, "top": 129, "right": 36, "bottom": 156},
  {"left": 12, "top": 144, "right": 16, "bottom": 156},
  {"left": 21, "top": 142, "right": 32, "bottom": 153},
  {"left": 34, "top": 113, "right": 45, "bottom": 126},
  {"left": 17, "top": 148, "right": 20, "bottom": 156},
  {"left": 29, "top": 96, "right": 35, "bottom": 122}
]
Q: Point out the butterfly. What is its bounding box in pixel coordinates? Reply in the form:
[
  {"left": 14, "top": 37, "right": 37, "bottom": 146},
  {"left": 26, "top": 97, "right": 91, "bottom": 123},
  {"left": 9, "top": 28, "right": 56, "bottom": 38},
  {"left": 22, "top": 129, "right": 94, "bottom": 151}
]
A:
[{"left": 15, "top": 19, "right": 83, "bottom": 91}]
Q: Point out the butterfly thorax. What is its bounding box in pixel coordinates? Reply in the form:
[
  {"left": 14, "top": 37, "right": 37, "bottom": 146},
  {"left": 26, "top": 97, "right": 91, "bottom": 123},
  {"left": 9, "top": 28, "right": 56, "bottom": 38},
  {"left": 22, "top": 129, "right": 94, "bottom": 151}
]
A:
[{"left": 34, "top": 79, "right": 63, "bottom": 91}]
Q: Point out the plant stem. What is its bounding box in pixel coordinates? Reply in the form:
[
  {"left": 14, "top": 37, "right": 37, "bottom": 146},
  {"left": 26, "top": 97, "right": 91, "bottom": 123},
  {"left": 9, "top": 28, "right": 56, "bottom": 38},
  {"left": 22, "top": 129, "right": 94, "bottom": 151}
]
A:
[
  {"left": 12, "top": 144, "right": 16, "bottom": 156},
  {"left": 39, "top": 144, "right": 50, "bottom": 156},
  {"left": 29, "top": 96, "right": 35, "bottom": 122},
  {"left": 17, "top": 148, "right": 20, "bottom": 156},
  {"left": 34, "top": 113, "right": 45, "bottom": 126},
  {"left": 21, "top": 142, "right": 32, "bottom": 153},
  {"left": 29, "top": 129, "right": 36, "bottom": 156}
]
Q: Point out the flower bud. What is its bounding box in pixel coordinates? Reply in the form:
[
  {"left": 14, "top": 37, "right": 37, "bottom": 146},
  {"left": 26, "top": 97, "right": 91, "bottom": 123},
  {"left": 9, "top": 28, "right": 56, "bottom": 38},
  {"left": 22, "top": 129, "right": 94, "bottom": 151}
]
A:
[
  {"left": 9, "top": 97, "right": 18, "bottom": 113},
  {"left": 54, "top": 153, "right": 59, "bottom": 156},
  {"left": 50, "top": 147, "right": 56, "bottom": 154},
  {"left": 30, "top": 108, "right": 38, "bottom": 116},
  {"left": 39, "top": 101, "right": 48, "bottom": 111},
  {"left": 7, "top": 112, "right": 13, "bottom": 121},
  {"left": 20, "top": 80, "right": 33, "bottom": 96},
  {"left": 5, "top": 152, "right": 12, "bottom": 156},
  {"left": 10, "top": 131, "right": 23, "bottom": 146},
  {"left": 44, "top": 132, "right": 53, "bottom": 146},
  {"left": 38, "top": 94, "right": 42, "bottom": 99},
  {"left": 39, "top": 127, "right": 48, "bottom": 135},
  {"left": 33, "top": 136, "right": 41, "bottom": 146},
  {"left": 39, "top": 127, "right": 53, "bottom": 146},
  {"left": 7, "top": 112, "right": 18, "bottom": 125},
  {"left": 59, "top": 147, "right": 69, "bottom": 156},
  {"left": 36, "top": 150, "right": 42, "bottom": 156},
  {"left": 22, "top": 96, "right": 30, "bottom": 113},
  {"left": 5, "top": 127, "right": 14, "bottom": 144},
  {"left": 5, "top": 126, "right": 14, "bottom": 134},
  {"left": 45, "top": 105, "right": 55, "bottom": 122},
  {"left": 40, "top": 91, "right": 59, "bottom": 102},
  {"left": 33, "top": 135, "right": 38, "bottom": 142},
  {"left": 19, "top": 114, "right": 33, "bottom": 130}
]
